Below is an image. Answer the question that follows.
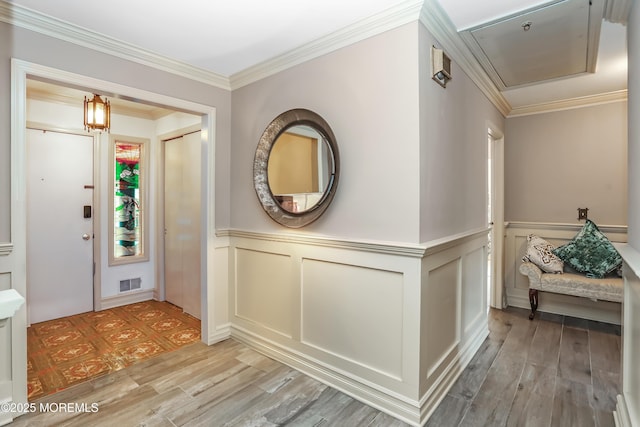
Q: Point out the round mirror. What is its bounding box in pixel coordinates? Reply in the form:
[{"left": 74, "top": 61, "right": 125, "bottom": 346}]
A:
[{"left": 254, "top": 109, "right": 340, "bottom": 228}]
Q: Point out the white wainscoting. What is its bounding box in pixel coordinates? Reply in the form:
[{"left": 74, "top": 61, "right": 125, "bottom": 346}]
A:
[
  {"left": 0, "top": 245, "right": 12, "bottom": 427},
  {"left": 419, "top": 231, "right": 489, "bottom": 416},
  {"left": 614, "top": 244, "right": 640, "bottom": 427},
  {"left": 226, "top": 228, "right": 489, "bottom": 426},
  {"left": 0, "top": 243, "right": 23, "bottom": 427},
  {"left": 505, "top": 222, "right": 626, "bottom": 324}
]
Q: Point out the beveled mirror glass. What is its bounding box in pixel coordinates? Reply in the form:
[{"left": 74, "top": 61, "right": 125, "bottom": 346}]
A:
[{"left": 254, "top": 109, "right": 339, "bottom": 228}]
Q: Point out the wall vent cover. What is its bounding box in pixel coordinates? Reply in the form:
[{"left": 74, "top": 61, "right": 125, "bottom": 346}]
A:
[{"left": 120, "top": 278, "right": 142, "bottom": 292}]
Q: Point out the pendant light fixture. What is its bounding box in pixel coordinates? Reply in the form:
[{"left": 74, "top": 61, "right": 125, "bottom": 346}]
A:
[{"left": 84, "top": 94, "right": 110, "bottom": 133}]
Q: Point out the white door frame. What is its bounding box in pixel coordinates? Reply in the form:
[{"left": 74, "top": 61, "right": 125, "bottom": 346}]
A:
[
  {"left": 487, "top": 122, "right": 505, "bottom": 309},
  {"left": 11, "top": 58, "right": 217, "bottom": 406}
]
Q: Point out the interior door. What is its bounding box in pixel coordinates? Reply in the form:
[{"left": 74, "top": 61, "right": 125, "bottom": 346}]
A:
[
  {"left": 164, "top": 131, "right": 201, "bottom": 319},
  {"left": 27, "top": 129, "right": 94, "bottom": 324}
]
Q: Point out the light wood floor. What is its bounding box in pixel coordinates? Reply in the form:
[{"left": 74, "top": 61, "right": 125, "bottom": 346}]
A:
[{"left": 11, "top": 307, "right": 620, "bottom": 427}]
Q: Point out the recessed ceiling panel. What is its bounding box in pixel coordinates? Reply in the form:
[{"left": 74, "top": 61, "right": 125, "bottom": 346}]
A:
[{"left": 462, "top": 0, "right": 601, "bottom": 88}]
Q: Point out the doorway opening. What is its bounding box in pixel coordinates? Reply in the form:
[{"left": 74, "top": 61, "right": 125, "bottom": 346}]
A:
[
  {"left": 12, "top": 59, "right": 217, "bottom": 406},
  {"left": 487, "top": 125, "right": 505, "bottom": 310},
  {"left": 162, "top": 128, "right": 203, "bottom": 319},
  {"left": 487, "top": 131, "right": 493, "bottom": 310}
]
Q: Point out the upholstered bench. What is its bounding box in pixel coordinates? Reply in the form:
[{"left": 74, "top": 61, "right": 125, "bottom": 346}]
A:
[{"left": 519, "top": 261, "right": 623, "bottom": 320}]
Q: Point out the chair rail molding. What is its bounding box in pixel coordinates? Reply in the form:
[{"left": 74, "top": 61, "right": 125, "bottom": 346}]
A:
[{"left": 218, "top": 229, "right": 428, "bottom": 258}]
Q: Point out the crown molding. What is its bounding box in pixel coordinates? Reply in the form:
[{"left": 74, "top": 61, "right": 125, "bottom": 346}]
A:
[
  {"left": 507, "top": 89, "right": 628, "bottom": 117},
  {"left": 229, "top": 0, "right": 424, "bottom": 90},
  {"left": 419, "top": 0, "right": 512, "bottom": 117},
  {"left": 1, "top": 0, "right": 627, "bottom": 117},
  {"left": 0, "top": 0, "right": 231, "bottom": 90}
]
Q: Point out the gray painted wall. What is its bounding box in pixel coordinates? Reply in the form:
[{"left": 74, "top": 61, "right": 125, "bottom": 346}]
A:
[
  {"left": 231, "top": 23, "right": 421, "bottom": 243},
  {"left": 418, "top": 25, "right": 505, "bottom": 243},
  {"left": 232, "top": 22, "right": 505, "bottom": 244},
  {"left": 505, "top": 102, "right": 628, "bottom": 226}
]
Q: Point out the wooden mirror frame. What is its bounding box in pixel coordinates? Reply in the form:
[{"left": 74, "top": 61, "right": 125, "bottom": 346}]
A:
[{"left": 254, "top": 109, "right": 340, "bottom": 228}]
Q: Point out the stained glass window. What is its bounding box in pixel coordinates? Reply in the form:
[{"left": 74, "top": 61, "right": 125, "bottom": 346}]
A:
[{"left": 110, "top": 137, "right": 148, "bottom": 265}]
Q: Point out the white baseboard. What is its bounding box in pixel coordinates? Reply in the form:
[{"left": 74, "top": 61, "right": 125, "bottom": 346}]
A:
[
  {"left": 419, "top": 320, "right": 489, "bottom": 422},
  {"left": 614, "top": 394, "right": 632, "bottom": 427},
  {"left": 208, "top": 323, "right": 231, "bottom": 345},
  {"left": 99, "top": 289, "right": 154, "bottom": 310}
]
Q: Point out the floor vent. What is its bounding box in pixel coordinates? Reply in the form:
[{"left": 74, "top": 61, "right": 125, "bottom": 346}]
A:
[{"left": 119, "top": 277, "right": 142, "bottom": 293}]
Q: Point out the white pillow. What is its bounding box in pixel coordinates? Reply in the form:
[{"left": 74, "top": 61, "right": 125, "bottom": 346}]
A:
[{"left": 521, "top": 234, "right": 564, "bottom": 274}]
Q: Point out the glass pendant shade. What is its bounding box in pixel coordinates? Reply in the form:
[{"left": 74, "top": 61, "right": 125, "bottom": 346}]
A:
[{"left": 84, "top": 94, "right": 110, "bottom": 132}]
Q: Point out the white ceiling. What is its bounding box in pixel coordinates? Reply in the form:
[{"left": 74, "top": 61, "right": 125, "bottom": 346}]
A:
[{"left": 8, "top": 0, "right": 629, "bottom": 112}]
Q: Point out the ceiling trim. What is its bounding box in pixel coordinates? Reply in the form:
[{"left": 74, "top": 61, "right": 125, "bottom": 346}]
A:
[
  {"left": 507, "top": 89, "right": 628, "bottom": 117},
  {"left": 1, "top": 0, "right": 628, "bottom": 117},
  {"left": 229, "top": 0, "right": 424, "bottom": 90},
  {"left": 419, "top": 0, "right": 512, "bottom": 117},
  {"left": 0, "top": 0, "right": 231, "bottom": 90}
]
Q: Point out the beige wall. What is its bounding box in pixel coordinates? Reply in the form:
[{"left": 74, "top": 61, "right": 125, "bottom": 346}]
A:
[
  {"left": 231, "top": 21, "right": 505, "bottom": 245},
  {"left": 231, "top": 23, "right": 421, "bottom": 243},
  {"left": 418, "top": 25, "right": 505, "bottom": 243},
  {"left": 505, "top": 102, "right": 628, "bottom": 226}
]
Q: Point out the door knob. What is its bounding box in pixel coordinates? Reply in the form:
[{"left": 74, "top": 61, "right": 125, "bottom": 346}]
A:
[{"left": 82, "top": 233, "right": 91, "bottom": 241}]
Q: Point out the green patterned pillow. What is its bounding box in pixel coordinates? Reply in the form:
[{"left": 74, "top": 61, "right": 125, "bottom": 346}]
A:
[{"left": 552, "top": 220, "right": 622, "bottom": 279}]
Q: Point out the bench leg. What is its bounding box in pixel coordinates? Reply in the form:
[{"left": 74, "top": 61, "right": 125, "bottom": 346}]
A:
[{"left": 528, "top": 289, "right": 538, "bottom": 320}]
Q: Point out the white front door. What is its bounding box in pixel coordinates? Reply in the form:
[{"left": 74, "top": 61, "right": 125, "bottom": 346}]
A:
[
  {"left": 27, "top": 129, "right": 94, "bottom": 324},
  {"left": 164, "top": 131, "right": 201, "bottom": 319}
]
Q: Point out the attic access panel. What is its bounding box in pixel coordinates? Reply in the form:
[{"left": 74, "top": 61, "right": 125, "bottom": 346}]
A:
[{"left": 460, "top": 0, "right": 604, "bottom": 89}]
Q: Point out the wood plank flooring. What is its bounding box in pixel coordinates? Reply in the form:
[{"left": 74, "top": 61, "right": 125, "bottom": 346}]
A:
[{"left": 11, "top": 307, "right": 620, "bottom": 427}]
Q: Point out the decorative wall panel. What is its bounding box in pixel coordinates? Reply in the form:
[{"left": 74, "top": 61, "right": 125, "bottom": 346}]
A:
[
  {"left": 422, "top": 260, "right": 459, "bottom": 378},
  {"left": 235, "top": 247, "right": 294, "bottom": 338},
  {"left": 461, "top": 247, "right": 486, "bottom": 338},
  {"left": 623, "top": 265, "right": 640, "bottom": 424},
  {"left": 612, "top": 245, "right": 640, "bottom": 427},
  {"left": 0, "top": 257, "right": 13, "bottom": 426},
  {"left": 301, "top": 259, "right": 404, "bottom": 379}
]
